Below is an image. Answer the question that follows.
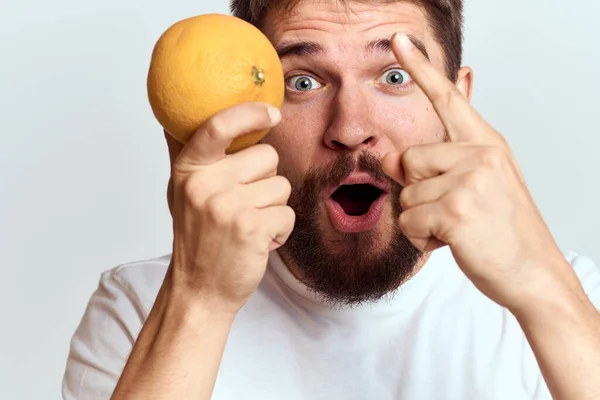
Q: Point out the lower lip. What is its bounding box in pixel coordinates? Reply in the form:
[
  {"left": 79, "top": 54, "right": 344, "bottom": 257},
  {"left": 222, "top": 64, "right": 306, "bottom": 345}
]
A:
[{"left": 324, "top": 194, "right": 386, "bottom": 233}]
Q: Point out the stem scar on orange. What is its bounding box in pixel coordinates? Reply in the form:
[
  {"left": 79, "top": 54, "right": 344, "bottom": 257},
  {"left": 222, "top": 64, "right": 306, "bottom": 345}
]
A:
[{"left": 146, "top": 14, "right": 285, "bottom": 154}]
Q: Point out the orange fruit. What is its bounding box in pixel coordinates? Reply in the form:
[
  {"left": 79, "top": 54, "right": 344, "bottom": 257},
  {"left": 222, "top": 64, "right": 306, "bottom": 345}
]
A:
[{"left": 147, "top": 14, "right": 285, "bottom": 154}]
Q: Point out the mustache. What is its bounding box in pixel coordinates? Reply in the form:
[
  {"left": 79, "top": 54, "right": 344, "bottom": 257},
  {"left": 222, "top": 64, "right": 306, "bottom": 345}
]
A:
[{"left": 304, "top": 152, "right": 398, "bottom": 190}]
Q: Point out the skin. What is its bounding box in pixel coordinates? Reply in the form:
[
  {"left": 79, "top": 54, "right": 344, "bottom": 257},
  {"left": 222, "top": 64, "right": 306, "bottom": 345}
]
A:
[
  {"left": 261, "top": 1, "right": 471, "bottom": 277},
  {"left": 386, "top": 32, "right": 600, "bottom": 399},
  {"left": 110, "top": 1, "right": 600, "bottom": 399}
]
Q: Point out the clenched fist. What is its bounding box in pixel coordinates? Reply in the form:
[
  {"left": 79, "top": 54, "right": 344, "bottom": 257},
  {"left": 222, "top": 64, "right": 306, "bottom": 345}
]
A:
[
  {"left": 383, "top": 33, "right": 583, "bottom": 312},
  {"left": 167, "top": 102, "right": 296, "bottom": 313}
]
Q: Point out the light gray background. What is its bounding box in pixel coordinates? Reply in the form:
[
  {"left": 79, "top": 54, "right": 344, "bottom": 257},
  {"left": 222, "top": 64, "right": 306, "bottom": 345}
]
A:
[{"left": 1, "top": 0, "right": 598, "bottom": 398}]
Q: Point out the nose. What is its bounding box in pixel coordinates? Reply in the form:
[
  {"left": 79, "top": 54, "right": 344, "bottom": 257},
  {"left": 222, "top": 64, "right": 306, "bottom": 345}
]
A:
[{"left": 323, "top": 85, "right": 380, "bottom": 152}]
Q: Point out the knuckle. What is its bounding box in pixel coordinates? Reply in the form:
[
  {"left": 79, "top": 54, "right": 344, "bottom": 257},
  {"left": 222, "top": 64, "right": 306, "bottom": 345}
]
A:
[
  {"left": 204, "top": 116, "right": 227, "bottom": 142},
  {"left": 276, "top": 176, "right": 292, "bottom": 198},
  {"left": 203, "top": 194, "right": 221, "bottom": 216},
  {"left": 462, "top": 171, "right": 487, "bottom": 194},
  {"left": 258, "top": 144, "right": 280, "bottom": 169},
  {"left": 402, "top": 146, "right": 416, "bottom": 168},
  {"left": 233, "top": 209, "right": 259, "bottom": 238},
  {"left": 443, "top": 191, "right": 470, "bottom": 220},
  {"left": 401, "top": 147, "right": 419, "bottom": 182},
  {"left": 205, "top": 192, "right": 235, "bottom": 223},
  {"left": 285, "top": 205, "right": 296, "bottom": 223},
  {"left": 181, "top": 176, "right": 205, "bottom": 208},
  {"left": 399, "top": 187, "right": 413, "bottom": 209},
  {"left": 280, "top": 206, "right": 297, "bottom": 232},
  {"left": 398, "top": 209, "right": 411, "bottom": 232},
  {"left": 479, "top": 147, "right": 504, "bottom": 169}
]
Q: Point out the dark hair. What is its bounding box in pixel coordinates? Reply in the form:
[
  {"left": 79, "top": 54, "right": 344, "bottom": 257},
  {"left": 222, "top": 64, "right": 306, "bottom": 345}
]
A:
[{"left": 230, "top": 0, "right": 464, "bottom": 81}]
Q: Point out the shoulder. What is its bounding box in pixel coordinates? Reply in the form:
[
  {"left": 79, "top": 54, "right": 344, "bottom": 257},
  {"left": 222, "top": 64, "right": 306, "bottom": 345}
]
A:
[
  {"left": 99, "top": 253, "right": 171, "bottom": 315},
  {"left": 62, "top": 254, "right": 172, "bottom": 399},
  {"left": 108, "top": 252, "right": 171, "bottom": 282}
]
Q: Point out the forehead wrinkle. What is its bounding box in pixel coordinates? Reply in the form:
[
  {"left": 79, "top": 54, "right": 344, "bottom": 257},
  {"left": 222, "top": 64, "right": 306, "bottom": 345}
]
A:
[
  {"left": 268, "top": 14, "right": 431, "bottom": 64},
  {"left": 276, "top": 36, "right": 429, "bottom": 66}
]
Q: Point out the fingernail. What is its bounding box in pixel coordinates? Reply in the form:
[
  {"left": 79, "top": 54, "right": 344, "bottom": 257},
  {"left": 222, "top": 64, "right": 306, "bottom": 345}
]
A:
[
  {"left": 394, "top": 32, "right": 414, "bottom": 51},
  {"left": 267, "top": 105, "right": 282, "bottom": 124}
]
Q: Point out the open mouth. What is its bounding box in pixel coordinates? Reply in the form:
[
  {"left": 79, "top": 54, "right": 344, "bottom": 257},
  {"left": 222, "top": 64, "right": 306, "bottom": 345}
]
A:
[{"left": 330, "top": 184, "right": 384, "bottom": 216}]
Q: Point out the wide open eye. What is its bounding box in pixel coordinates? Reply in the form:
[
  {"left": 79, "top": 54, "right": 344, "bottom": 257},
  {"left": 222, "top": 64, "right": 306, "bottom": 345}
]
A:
[
  {"left": 286, "top": 75, "right": 322, "bottom": 92},
  {"left": 379, "top": 69, "right": 412, "bottom": 86}
]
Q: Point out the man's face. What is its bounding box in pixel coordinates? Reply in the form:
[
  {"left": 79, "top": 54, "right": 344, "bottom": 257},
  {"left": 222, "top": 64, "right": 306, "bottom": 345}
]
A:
[{"left": 260, "top": 0, "right": 472, "bottom": 305}]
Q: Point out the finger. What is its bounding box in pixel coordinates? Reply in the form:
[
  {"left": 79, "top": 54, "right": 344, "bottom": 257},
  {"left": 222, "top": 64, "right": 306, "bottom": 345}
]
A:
[
  {"left": 383, "top": 143, "right": 474, "bottom": 186},
  {"left": 398, "top": 203, "right": 447, "bottom": 252},
  {"left": 176, "top": 102, "right": 281, "bottom": 168},
  {"left": 239, "top": 175, "right": 292, "bottom": 209},
  {"left": 258, "top": 205, "right": 296, "bottom": 251},
  {"left": 402, "top": 143, "right": 476, "bottom": 185},
  {"left": 390, "top": 32, "right": 481, "bottom": 141},
  {"left": 218, "top": 143, "right": 279, "bottom": 184},
  {"left": 400, "top": 172, "right": 458, "bottom": 210}
]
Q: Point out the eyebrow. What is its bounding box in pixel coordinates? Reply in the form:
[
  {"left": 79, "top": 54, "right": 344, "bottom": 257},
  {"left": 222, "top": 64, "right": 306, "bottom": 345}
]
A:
[
  {"left": 365, "top": 36, "right": 430, "bottom": 60},
  {"left": 275, "top": 34, "right": 429, "bottom": 60},
  {"left": 275, "top": 41, "right": 324, "bottom": 59}
]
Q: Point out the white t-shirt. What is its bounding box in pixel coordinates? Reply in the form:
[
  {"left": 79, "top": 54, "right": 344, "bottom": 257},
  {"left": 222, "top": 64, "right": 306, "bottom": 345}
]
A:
[{"left": 62, "top": 247, "right": 600, "bottom": 400}]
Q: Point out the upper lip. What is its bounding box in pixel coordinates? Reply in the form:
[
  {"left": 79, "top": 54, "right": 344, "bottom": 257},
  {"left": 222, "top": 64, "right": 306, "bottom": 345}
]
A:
[{"left": 324, "top": 172, "right": 392, "bottom": 198}]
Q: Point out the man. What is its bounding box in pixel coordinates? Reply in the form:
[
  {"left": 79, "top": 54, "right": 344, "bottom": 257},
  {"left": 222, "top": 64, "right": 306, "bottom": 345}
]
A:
[{"left": 63, "top": 0, "right": 600, "bottom": 399}]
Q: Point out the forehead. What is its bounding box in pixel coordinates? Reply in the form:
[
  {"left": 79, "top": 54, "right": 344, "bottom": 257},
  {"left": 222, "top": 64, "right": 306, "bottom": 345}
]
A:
[{"left": 262, "top": 0, "right": 439, "bottom": 61}]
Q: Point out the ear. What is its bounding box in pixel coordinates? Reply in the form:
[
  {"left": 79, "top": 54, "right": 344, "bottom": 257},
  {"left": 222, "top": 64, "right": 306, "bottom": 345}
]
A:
[{"left": 455, "top": 66, "right": 474, "bottom": 102}]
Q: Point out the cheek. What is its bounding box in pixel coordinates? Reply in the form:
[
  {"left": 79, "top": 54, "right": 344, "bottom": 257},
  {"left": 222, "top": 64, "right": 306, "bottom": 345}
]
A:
[
  {"left": 372, "top": 94, "right": 445, "bottom": 149},
  {"left": 262, "top": 102, "right": 327, "bottom": 182}
]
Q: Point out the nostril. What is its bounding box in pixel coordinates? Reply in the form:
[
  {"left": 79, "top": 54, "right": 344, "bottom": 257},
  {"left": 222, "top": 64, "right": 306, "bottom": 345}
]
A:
[
  {"left": 330, "top": 136, "right": 375, "bottom": 151},
  {"left": 332, "top": 140, "right": 347, "bottom": 150}
]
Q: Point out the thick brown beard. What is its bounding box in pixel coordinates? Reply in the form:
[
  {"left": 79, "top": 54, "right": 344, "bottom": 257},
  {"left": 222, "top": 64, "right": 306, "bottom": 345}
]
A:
[{"left": 278, "top": 152, "right": 424, "bottom": 307}]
